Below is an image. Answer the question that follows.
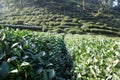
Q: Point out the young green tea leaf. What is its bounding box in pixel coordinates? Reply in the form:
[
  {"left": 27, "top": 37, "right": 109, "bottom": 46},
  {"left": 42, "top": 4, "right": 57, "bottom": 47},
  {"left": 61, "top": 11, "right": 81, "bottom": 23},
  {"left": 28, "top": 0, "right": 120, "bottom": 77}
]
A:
[
  {"left": 7, "top": 56, "right": 18, "bottom": 62},
  {"left": 11, "top": 43, "right": 19, "bottom": 48},
  {"left": 10, "top": 69, "right": 18, "bottom": 73},
  {"left": 21, "top": 61, "right": 30, "bottom": 67}
]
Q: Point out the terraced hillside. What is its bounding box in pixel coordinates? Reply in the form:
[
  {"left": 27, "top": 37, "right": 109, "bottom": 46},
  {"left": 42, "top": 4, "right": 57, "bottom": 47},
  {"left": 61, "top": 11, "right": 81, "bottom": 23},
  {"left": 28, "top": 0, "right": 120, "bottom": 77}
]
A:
[{"left": 0, "top": 1, "right": 120, "bottom": 36}]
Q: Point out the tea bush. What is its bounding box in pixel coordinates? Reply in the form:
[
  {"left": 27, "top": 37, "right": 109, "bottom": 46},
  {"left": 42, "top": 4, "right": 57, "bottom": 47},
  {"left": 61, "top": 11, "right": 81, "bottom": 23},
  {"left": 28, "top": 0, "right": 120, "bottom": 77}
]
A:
[
  {"left": 65, "top": 34, "right": 120, "bottom": 80},
  {"left": 0, "top": 28, "right": 120, "bottom": 80},
  {"left": 0, "top": 28, "right": 72, "bottom": 80}
]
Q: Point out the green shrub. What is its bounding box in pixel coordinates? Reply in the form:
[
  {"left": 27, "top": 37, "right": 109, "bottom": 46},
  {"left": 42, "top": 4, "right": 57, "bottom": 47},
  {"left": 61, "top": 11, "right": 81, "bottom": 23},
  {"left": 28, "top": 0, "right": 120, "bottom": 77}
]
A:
[
  {"left": 64, "top": 28, "right": 70, "bottom": 32},
  {"left": 63, "top": 22, "right": 81, "bottom": 26},
  {"left": 56, "top": 18, "right": 62, "bottom": 22},
  {"left": 96, "top": 22, "right": 103, "bottom": 25},
  {"left": 64, "top": 16, "right": 70, "bottom": 20},
  {"left": 54, "top": 28, "right": 65, "bottom": 33},
  {"left": 34, "top": 21, "right": 40, "bottom": 26},
  {"left": 81, "top": 22, "right": 95, "bottom": 30},
  {"left": 5, "top": 20, "right": 11, "bottom": 24},
  {"left": 57, "top": 25, "right": 70, "bottom": 29},
  {"left": 15, "top": 20, "right": 24, "bottom": 25},
  {"left": 10, "top": 17, "right": 16, "bottom": 20},
  {"left": 41, "top": 22, "right": 46, "bottom": 25},
  {"left": 42, "top": 26, "right": 48, "bottom": 32},
  {"left": 72, "top": 18, "right": 78, "bottom": 23},
  {"left": 67, "top": 29, "right": 77, "bottom": 34},
  {"left": 47, "top": 18, "right": 55, "bottom": 21},
  {"left": 10, "top": 20, "right": 18, "bottom": 25},
  {"left": 0, "top": 28, "right": 72, "bottom": 80},
  {"left": 27, "top": 21, "right": 35, "bottom": 26},
  {"left": 65, "top": 35, "right": 120, "bottom": 80},
  {"left": 48, "top": 22, "right": 60, "bottom": 26}
]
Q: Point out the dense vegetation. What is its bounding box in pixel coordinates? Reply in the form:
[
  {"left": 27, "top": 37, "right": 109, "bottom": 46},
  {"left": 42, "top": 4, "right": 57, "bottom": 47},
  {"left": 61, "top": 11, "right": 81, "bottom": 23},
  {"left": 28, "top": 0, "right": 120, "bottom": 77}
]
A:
[
  {"left": 0, "top": 28, "right": 120, "bottom": 80},
  {"left": 65, "top": 34, "right": 120, "bottom": 80},
  {"left": 0, "top": 0, "right": 120, "bottom": 80},
  {"left": 0, "top": 0, "right": 120, "bottom": 36},
  {"left": 0, "top": 28, "right": 72, "bottom": 80}
]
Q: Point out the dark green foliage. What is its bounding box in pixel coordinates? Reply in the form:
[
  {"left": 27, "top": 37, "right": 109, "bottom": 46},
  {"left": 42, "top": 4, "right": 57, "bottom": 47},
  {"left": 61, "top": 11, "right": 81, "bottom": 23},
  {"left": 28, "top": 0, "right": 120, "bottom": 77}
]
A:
[
  {"left": 0, "top": 28, "right": 72, "bottom": 80},
  {"left": 15, "top": 20, "right": 24, "bottom": 25}
]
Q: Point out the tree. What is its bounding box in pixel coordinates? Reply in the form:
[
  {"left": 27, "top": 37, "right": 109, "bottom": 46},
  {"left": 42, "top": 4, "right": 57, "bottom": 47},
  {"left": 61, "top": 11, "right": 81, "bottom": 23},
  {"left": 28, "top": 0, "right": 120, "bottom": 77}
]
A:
[
  {"left": 117, "top": 0, "right": 120, "bottom": 7},
  {"left": 83, "top": 0, "right": 85, "bottom": 10},
  {"left": 97, "top": 0, "right": 115, "bottom": 13},
  {"left": 6, "top": 0, "right": 10, "bottom": 9},
  {"left": 20, "top": 0, "right": 24, "bottom": 9}
]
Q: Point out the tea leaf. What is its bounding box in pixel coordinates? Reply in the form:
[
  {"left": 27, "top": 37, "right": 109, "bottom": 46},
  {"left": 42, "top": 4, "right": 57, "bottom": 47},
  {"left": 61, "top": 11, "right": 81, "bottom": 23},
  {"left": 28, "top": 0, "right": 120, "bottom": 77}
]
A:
[
  {"left": 0, "top": 61, "right": 9, "bottom": 76},
  {"left": 21, "top": 62, "right": 30, "bottom": 67}
]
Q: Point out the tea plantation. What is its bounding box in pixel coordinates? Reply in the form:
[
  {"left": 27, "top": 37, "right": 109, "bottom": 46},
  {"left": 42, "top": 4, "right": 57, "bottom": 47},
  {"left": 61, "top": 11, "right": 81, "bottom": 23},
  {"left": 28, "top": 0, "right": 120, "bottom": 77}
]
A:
[
  {"left": 65, "top": 34, "right": 120, "bottom": 80},
  {"left": 0, "top": 28, "right": 120, "bottom": 80},
  {"left": 0, "top": 6, "right": 120, "bottom": 36}
]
